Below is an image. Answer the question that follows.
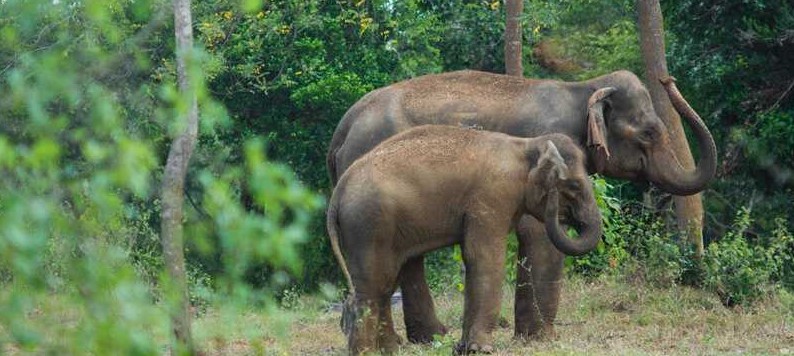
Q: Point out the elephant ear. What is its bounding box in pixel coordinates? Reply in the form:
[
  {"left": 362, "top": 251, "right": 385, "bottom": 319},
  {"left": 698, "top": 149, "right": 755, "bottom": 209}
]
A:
[
  {"left": 587, "top": 87, "right": 617, "bottom": 173},
  {"left": 537, "top": 140, "right": 568, "bottom": 188}
]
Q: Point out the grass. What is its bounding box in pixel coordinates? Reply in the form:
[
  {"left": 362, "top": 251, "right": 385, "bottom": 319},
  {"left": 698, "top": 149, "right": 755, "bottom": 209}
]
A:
[
  {"left": 193, "top": 275, "right": 794, "bottom": 355},
  {"left": 3, "top": 275, "right": 792, "bottom": 354}
]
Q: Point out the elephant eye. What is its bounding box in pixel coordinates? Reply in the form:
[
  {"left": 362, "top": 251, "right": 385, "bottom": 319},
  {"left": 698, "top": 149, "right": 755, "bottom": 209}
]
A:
[
  {"left": 566, "top": 180, "right": 581, "bottom": 192},
  {"left": 639, "top": 127, "right": 658, "bottom": 144},
  {"left": 560, "top": 180, "right": 581, "bottom": 200}
]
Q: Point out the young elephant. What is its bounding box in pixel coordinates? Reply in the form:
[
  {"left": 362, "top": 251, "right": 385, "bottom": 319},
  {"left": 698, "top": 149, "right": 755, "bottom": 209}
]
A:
[{"left": 326, "top": 125, "right": 602, "bottom": 354}]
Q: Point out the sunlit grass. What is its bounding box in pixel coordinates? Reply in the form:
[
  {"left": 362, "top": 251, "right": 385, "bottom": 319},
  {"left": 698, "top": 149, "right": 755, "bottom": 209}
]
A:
[
  {"left": 4, "top": 275, "right": 791, "bottom": 355},
  {"left": 194, "top": 275, "right": 794, "bottom": 355}
]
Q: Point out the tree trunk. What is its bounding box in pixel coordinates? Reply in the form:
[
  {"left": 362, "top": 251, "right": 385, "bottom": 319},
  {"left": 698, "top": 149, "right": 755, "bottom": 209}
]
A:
[
  {"left": 637, "top": 0, "right": 704, "bottom": 257},
  {"left": 161, "top": 0, "right": 198, "bottom": 351},
  {"left": 505, "top": 0, "right": 524, "bottom": 76}
]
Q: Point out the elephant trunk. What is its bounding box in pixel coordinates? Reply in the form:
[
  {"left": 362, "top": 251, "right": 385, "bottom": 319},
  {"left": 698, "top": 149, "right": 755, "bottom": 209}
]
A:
[
  {"left": 651, "top": 77, "right": 717, "bottom": 196},
  {"left": 543, "top": 190, "right": 603, "bottom": 256}
]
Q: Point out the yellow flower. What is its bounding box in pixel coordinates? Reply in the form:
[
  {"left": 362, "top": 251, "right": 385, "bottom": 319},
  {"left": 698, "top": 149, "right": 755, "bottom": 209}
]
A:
[
  {"left": 256, "top": 11, "right": 265, "bottom": 19},
  {"left": 222, "top": 11, "right": 233, "bottom": 20},
  {"left": 489, "top": 1, "right": 499, "bottom": 10}
]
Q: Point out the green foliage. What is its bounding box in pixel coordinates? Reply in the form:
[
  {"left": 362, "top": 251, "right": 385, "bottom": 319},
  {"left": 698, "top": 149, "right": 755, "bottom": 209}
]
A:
[
  {"left": 566, "top": 177, "right": 629, "bottom": 276},
  {"left": 768, "top": 218, "right": 794, "bottom": 289},
  {"left": 569, "top": 178, "right": 792, "bottom": 305},
  {"left": 0, "top": 0, "right": 321, "bottom": 352},
  {"left": 422, "top": 1, "right": 505, "bottom": 72},
  {"left": 569, "top": 179, "right": 684, "bottom": 289},
  {"left": 700, "top": 208, "right": 794, "bottom": 307},
  {"left": 2, "top": 2, "right": 791, "bottom": 350},
  {"left": 703, "top": 208, "right": 774, "bottom": 306},
  {"left": 664, "top": 0, "right": 794, "bottom": 236},
  {"left": 523, "top": 0, "right": 641, "bottom": 79},
  {"left": 187, "top": 0, "right": 523, "bottom": 289},
  {"left": 504, "top": 234, "right": 520, "bottom": 286},
  {"left": 513, "top": 0, "right": 794, "bottom": 306},
  {"left": 566, "top": 20, "right": 643, "bottom": 80},
  {"left": 290, "top": 72, "right": 375, "bottom": 119},
  {"left": 742, "top": 111, "right": 794, "bottom": 182},
  {"left": 0, "top": 1, "right": 167, "bottom": 352},
  {"left": 193, "top": 138, "right": 323, "bottom": 295},
  {"left": 570, "top": 188, "right": 791, "bottom": 307},
  {"left": 625, "top": 218, "right": 686, "bottom": 288},
  {"left": 429, "top": 332, "right": 460, "bottom": 354},
  {"left": 425, "top": 246, "right": 465, "bottom": 293}
]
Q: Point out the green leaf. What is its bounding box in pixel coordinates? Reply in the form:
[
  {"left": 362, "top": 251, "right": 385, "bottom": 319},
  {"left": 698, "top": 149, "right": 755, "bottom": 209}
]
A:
[{"left": 241, "top": 0, "right": 262, "bottom": 14}]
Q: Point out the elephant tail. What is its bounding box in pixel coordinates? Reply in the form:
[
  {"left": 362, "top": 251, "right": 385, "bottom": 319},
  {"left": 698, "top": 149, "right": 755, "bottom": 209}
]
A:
[
  {"left": 326, "top": 197, "right": 355, "bottom": 296},
  {"left": 327, "top": 197, "right": 358, "bottom": 333}
]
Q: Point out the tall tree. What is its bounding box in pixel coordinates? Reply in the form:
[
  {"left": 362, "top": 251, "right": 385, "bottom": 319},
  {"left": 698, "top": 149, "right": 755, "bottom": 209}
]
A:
[
  {"left": 637, "top": 0, "right": 704, "bottom": 256},
  {"left": 161, "top": 0, "right": 198, "bottom": 351},
  {"left": 505, "top": 0, "right": 524, "bottom": 76}
]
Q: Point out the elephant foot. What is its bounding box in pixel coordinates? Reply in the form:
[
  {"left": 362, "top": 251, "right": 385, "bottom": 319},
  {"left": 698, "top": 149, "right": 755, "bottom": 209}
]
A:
[
  {"left": 405, "top": 321, "right": 448, "bottom": 344},
  {"left": 454, "top": 342, "right": 494, "bottom": 355},
  {"left": 515, "top": 323, "right": 557, "bottom": 341},
  {"left": 378, "top": 331, "right": 404, "bottom": 353}
]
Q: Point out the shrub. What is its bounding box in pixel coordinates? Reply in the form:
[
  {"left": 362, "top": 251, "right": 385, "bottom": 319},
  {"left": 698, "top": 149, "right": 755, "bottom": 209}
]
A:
[
  {"left": 768, "top": 218, "right": 794, "bottom": 290},
  {"left": 587, "top": 210, "right": 687, "bottom": 289},
  {"left": 703, "top": 207, "right": 774, "bottom": 307},
  {"left": 425, "top": 246, "right": 464, "bottom": 293},
  {"left": 565, "top": 176, "right": 694, "bottom": 288},
  {"left": 567, "top": 177, "right": 629, "bottom": 277},
  {"left": 635, "top": 225, "right": 685, "bottom": 288}
]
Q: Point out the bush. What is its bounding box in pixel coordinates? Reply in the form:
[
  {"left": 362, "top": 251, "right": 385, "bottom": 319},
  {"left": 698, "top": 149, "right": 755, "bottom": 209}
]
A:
[
  {"left": 703, "top": 208, "right": 774, "bottom": 307},
  {"left": 567, "top": 177, "right": 629, "bottom": 277},
  {"left": 565, "top": 176, "right": 696, "bottom": 288},
  {"left": 632, "top": 223, "right": 685, "bottom": 288},
  {"left": 573, "top": 209, "right": 689, "bottom": 288},
  {"left": 570, "top": 203, "right": 790, "bottom": 307},
  {"left": 769, "top": 218, "right": 794, "bottom": 290},
  {"left": 425, "top": 246, "right": 464, "bottom": 293}
]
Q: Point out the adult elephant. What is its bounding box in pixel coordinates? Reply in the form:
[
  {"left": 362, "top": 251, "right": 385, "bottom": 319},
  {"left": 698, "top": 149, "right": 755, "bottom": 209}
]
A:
[{"left": 326, "top": 70, "right": 716, "bottom": 342}]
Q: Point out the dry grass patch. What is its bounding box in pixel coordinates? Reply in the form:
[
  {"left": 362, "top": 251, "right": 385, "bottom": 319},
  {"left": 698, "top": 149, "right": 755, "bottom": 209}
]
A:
[{"left": 197, "top": 276, "right": 793, "bottom": 355}]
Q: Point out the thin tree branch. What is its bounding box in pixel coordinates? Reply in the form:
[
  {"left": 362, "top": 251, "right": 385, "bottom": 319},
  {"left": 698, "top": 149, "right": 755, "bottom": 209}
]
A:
[{"left": 761, "top": 79, "right": 794, "bottom": 116}]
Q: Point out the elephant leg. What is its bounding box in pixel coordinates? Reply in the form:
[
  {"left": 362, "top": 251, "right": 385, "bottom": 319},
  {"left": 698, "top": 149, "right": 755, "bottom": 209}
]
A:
[
  {"left": 377, "top": 286, "right": 404, "bottom": 353},
  {"left": 344, "top": 230, "right": 401, "bottom": 355},
  {"left": 399, "top": 255, "right": 448, "bottom": 343},
  {"left": 457, "top": 221, "right": 508, "bottom": 354},
  {"left": 348, "top": 295, "right": 380, "bottom": 355},
  {"left": 514, "top": 215, "right": 565, "bottom": 340},
  {"left": 349, "top": 269, "right": 402, "bottom": 354}
]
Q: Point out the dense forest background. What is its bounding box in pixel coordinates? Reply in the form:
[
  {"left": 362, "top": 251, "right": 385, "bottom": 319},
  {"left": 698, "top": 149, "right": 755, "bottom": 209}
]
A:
[
  {"left": 0, "top": 0, "right": 792, "bottom": 352},
  {"left": 185, "top": 0, "right": 794, "bottom": 289}
]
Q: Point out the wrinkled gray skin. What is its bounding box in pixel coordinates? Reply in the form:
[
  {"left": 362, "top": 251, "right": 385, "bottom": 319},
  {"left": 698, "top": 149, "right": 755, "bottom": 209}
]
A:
[
  {"left": 327, "top": 126, "right": 603, "bottom": 354},
  {"left": 327, "top": 70, "right": 717, "bottom": 342}
]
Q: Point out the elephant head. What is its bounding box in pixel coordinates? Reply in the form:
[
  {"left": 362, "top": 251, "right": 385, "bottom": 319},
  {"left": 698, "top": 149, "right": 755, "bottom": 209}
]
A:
[
  {"left": 526, "top": 138, "right": 603, "bottom": 256},
  {"left": 585, "top": 71, "right": 717, "bottom": 196}
]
